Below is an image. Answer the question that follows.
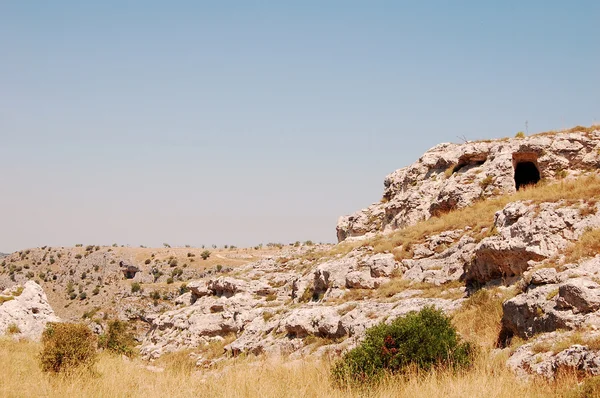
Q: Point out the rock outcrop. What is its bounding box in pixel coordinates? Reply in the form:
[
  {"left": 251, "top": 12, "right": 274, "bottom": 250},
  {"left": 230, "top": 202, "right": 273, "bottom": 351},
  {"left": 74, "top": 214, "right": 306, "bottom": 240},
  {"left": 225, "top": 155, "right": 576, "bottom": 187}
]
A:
[
  {"left": 338, "top": 128, "right": 600, "bottom": 242},
  {"left": 0, "top": 281, "right": 60, "bottom": 340}
]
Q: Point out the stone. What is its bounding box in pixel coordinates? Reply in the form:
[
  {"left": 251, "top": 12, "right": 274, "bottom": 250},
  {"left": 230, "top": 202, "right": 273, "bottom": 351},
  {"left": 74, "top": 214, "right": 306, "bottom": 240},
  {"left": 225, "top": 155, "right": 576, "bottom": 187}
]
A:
[
  {"left": 0, "top": 281, "right": 60, "bottom": 340},
  {"left": 556, "top": 279, "right": 600, "bottom": 313},
  {"left": 531, "top": 268, "right": 560, "bottom": 285}
]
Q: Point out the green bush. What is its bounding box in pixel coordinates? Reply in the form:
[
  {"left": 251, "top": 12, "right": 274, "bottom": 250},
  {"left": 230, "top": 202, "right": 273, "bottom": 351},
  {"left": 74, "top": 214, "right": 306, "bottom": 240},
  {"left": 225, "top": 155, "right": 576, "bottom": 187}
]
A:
[
  {"left": 201, "top": 250, "right": 211, "bottom": 260},
  {"left": 98, "top": 320, "right": 137, "bottom": 357},
  {"left": 131, "top": 282, "right": 141, "bottom": 293},
  {"left": 39, "top": 323, "right": 97, "bottom": 373},
  {"left": 331, "top": 306, "right": 473, "bottom": 385}
]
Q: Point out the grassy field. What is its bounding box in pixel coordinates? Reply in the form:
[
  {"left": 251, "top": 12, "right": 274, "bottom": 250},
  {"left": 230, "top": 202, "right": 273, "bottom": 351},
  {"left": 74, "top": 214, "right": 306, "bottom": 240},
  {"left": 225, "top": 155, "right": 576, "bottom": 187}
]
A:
[
  {"left": 0, "top": 289, "right": 595, "bottom": 398},
  {"left": 0, "top": 337, "right": 593, "bottom": 398}
]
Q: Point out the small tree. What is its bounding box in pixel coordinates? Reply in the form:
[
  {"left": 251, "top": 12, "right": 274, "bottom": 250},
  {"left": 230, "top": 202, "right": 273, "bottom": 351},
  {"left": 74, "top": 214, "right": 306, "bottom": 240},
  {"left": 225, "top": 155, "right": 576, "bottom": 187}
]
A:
[
  {"left": 201, "top": 250, "right": 211, "bottom": 260},
  {"left": 98, "top": 320, "right": 137, "bottom": 358},
  {"left": 39, "top": 323, "right": 97, "bottom": 373}
]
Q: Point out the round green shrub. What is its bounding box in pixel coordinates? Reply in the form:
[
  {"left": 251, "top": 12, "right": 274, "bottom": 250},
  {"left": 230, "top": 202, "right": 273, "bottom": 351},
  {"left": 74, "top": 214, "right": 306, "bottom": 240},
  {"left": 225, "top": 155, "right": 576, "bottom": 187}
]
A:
[
  {"left": 331, "top": 306, "right": 473, "bottom": 385},
  {"left": 39, "top": 323, "right": 97, "bottom": 373}
]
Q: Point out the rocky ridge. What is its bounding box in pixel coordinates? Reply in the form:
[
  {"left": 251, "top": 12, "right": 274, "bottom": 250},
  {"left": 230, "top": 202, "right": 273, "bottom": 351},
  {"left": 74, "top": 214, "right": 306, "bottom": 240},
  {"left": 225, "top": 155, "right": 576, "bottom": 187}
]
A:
[{"left": 337, "top": 127, "right": 600, "bottom": 242}]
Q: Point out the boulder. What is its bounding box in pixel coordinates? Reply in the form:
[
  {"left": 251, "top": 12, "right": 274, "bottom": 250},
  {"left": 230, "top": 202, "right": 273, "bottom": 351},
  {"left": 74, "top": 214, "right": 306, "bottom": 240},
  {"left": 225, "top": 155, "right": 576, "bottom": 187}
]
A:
[
  {"left": 556, "top": 279, "right": 600, "bottom": 313},
  {"left": 0, "top": 281, "right": 60, "bottom": 340}
]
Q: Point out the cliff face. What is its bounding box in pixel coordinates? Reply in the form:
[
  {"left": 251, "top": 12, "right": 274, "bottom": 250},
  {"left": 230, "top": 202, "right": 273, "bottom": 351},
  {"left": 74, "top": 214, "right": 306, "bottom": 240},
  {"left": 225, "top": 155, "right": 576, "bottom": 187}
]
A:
[{"left": 337, "top": 127, "right": 600, "bottom": 242}]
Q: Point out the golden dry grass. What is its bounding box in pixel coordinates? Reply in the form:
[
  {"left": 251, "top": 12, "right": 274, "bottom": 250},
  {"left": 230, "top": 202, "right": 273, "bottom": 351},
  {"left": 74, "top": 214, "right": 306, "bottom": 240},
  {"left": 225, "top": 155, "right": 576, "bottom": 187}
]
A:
[
  {"left": 563, "top": 228, "right": 600, "bottom": 264},
  {"left": 0, "top": 338, "right": 588, "bottom": 398},
  {"left": 358, "top": 174, "right": 600, "bottom": 261},
  {"left": 531, "top": 124, "right": 600, "bottom": 137},
  {"left": 451, "top": 288, "right": 515, "bottom": 349}
]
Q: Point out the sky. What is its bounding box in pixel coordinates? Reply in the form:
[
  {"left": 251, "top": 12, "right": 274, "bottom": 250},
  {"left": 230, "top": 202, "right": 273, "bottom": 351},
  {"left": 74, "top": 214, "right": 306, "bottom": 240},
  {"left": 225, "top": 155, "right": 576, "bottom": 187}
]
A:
[{"left": 1, "top": 1, "right": 599, "bottom": 252}]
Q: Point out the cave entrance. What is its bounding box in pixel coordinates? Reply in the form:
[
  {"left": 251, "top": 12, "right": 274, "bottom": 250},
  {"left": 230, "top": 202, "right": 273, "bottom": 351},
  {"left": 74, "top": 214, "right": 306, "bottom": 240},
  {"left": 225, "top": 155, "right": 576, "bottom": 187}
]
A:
[{"left": 514, "top": 161, "right": 540, "bottom": 190}]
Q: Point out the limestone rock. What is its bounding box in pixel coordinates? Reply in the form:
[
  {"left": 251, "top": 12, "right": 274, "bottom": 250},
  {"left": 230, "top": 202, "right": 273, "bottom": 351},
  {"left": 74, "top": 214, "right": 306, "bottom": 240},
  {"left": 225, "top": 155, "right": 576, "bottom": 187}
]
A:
[
  {"left": 338, "top": 128, "right": 600, "bottom": 242},
  {"left": 508, "top": 333, "right": 600, "bottom": 379},
  {"left": 0, "top": 281, "right": 60, "bottom": 340},
  {"left": 556, "top": 279, "right": 600, "bottom": 313},
  {"left": 531, "top": 268, "right": 561, "bottom": 285},
  {"left": 468, "top": 200, "right": 600, "bottom": 283}
]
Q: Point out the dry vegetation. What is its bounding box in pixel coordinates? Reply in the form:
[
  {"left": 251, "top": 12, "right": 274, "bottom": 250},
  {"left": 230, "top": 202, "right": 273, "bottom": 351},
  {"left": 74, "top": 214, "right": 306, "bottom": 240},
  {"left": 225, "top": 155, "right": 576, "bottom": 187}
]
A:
[
  {"left": 531, "top": 124, "right": 600, "bottom": 138},
  {"left": 563, "top": 228, "right": 600, "bottom": 265},
  {"left": 0, "top": 337, "right": 595, "bottom": 398},
  {"left": 328, "top": 174, "right": 600, "bottom": 263},
  {"left": 532, "top": 331, "right": 600, "bottom": 355}
]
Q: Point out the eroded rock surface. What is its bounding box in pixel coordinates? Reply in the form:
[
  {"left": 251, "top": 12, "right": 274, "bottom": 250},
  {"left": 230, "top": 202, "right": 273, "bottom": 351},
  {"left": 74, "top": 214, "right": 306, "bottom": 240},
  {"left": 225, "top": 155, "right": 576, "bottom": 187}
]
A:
[
  {"left": 338, "top": 129, "right": 600, "bottom": 242},
  {"left": 0, "top": 281, "right": 60, "bottom": 340}
]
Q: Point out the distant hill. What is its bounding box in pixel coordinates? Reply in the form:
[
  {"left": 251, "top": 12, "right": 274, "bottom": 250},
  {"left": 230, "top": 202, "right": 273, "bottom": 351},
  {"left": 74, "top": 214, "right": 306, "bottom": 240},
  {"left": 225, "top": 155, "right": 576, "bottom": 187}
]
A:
[{"left": 0, "top": 253, "right": 8, "bottom": 259}]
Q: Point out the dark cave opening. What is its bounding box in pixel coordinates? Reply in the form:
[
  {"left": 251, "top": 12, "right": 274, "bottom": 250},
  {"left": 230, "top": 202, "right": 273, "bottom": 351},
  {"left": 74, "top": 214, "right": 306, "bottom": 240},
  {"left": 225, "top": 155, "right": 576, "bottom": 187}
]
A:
[{"left": 514, "top": 161, "right": 540, "bottom": 190}]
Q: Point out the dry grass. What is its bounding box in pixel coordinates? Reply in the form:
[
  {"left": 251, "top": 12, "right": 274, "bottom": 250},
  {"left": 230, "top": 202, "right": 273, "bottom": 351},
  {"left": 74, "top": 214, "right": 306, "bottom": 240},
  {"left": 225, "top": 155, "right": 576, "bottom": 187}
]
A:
[
  {"left": 532, "top": 332, "right": 600, "bottom": 354},
  {"left": 531, "top": 124, "right": 600, "bottom": 138},
  {"left": 563, "top": 228, "right": 600, "bottom": 264},
  {"left": 340, "top": 279, "right": 465, "bottom": 303},
  {"left": 332, "top": 175, "right": 600, "bottom": 263},
  {"left": 452, "top": 288, "right": 515, "bottom": 349},
  {"left": 0, "top": 338, "right": 588, "bottom": 398}
]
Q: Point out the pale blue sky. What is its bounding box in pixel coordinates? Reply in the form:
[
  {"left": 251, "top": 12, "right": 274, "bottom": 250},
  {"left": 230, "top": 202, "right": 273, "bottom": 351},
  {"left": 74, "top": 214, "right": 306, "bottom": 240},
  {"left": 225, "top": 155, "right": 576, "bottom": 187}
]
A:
[{"left": 1, "top": 1, "right": 599, "bottom": 252}]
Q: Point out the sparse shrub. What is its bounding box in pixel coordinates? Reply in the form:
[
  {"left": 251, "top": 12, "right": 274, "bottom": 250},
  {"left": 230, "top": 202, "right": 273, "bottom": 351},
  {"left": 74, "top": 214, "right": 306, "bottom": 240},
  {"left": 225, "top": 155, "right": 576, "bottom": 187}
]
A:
[
  {"left": 163, "top": 243, "right": 171, "bottom": 248},
  {"left": 265, "top": 293, "right": 277, "bottom": 302},
  {"left": 262, "top": 312, "right": 274, "bottom": 322},
  {"left": 152, "top": 269, "right": 164, "bottom": 282},
  {"left": 74, "top": 254, "right": 82, "bottom": 260},
  {"left": 179, "top": 283, "right": 189, "bottom": 295},
  {"left": 39, "top": 323, "right": 97, "bottom": 373},
  {"left": 7, "top": 323, "right": 20, "bottom": 334},
  {"left": 92, "top": 286, "right": 100, "bottom": 295},
  {"left": 79, "top": 292, "right": 87, "bottom": 300},
  {"left": 201, "top": 250, "right": 211, "bottom": 260},
  {"left": 69, "top": 292, "right": 77, "bottom": 300},
  {"left": 216, "top": 264, "right": 223, "bottom": 272},
  {"left": 131, "top": 282, "right": 141, "bottom": 293},
  {"left": 515, "top": 131, "right": 525, "bottom": 138},
  {"left": 150, "top": 290, "right": 161, "bottom": 300},
  {"left": 145, "top": 259, "right": 151, "bottom": 265},
  {"left": 166, "top": 277, "right": 174, "bottom": 284},
  {"left": 480, "top": 175, "right": 494, "bottom": 190},
  {"left": 169, "top": 259, "right": 178, "bottom": 267},
  {"left": 98, "top": 320, "right": 137, "bottom": 357},
  {"left": 331, "top": 307, "right": 473, "bottom": 385}
]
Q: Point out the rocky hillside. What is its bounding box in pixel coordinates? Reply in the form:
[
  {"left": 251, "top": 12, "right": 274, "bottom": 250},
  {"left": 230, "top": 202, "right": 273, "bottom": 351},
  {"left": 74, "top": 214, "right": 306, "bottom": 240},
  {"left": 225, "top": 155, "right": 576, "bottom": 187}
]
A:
[
  {"left": 337, "top": 125, "right": 600, "bottom": 242},
  {"left": 4, "top": 125, "right": 600, "bottom": 381}
]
